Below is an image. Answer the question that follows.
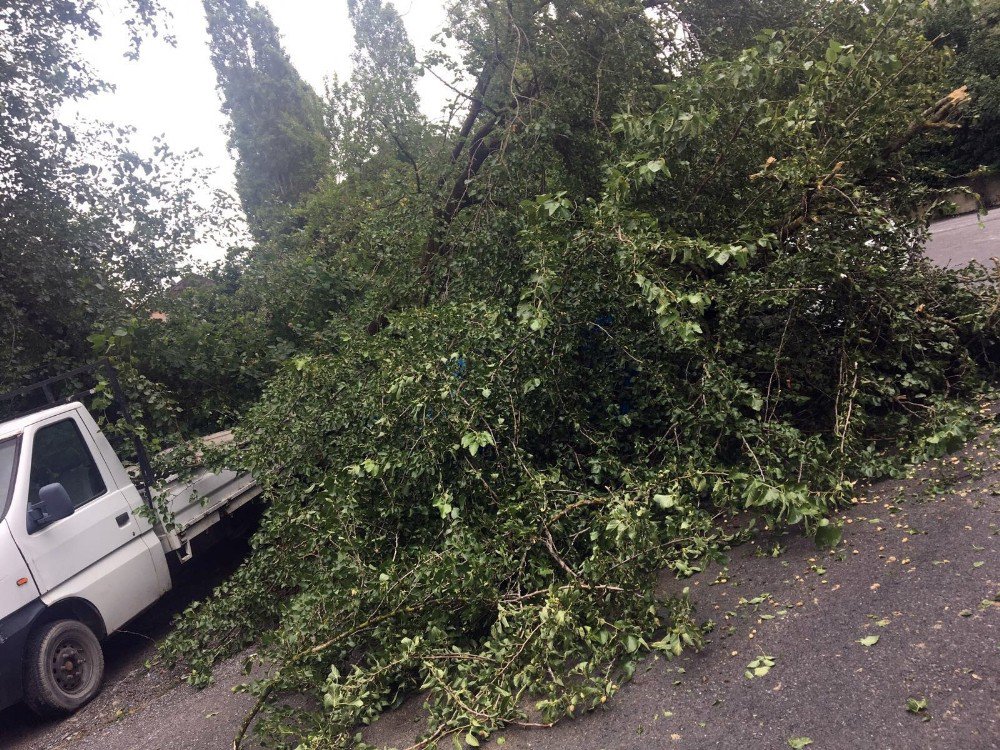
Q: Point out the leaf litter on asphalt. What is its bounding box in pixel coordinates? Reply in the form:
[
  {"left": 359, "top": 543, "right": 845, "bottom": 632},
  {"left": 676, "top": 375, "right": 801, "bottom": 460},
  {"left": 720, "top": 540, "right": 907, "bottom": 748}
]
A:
[
  {"left": 745, "top": 654, "right": 776, "bottom": 679},
  {"left": 906, "top": 697, "right": 931, "bottom": 721}
]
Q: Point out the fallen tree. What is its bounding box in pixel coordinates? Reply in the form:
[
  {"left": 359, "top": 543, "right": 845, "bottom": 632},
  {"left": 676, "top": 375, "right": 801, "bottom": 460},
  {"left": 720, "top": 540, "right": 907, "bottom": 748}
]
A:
[{"left": 160, "top": 2, "right": 1000, "bottom": 748}]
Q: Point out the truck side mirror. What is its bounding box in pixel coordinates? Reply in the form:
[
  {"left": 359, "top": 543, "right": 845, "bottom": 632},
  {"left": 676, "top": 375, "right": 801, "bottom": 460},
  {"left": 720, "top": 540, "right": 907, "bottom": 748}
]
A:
[{"left": 27, "top": 483, "right": 75, "bottom": 533}]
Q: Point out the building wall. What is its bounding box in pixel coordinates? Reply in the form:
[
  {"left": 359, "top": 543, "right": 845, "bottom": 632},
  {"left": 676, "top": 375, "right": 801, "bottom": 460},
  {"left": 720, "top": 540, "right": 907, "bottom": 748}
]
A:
[{"left": 945, "top": 173, "right": 1000, "bottom": 214}]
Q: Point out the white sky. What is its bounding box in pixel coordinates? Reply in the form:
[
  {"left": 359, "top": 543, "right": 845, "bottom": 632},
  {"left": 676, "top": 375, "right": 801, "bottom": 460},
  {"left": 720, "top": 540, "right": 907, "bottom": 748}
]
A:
[{"left": 74, "top": 0, "right": 452, "bottom": 262}]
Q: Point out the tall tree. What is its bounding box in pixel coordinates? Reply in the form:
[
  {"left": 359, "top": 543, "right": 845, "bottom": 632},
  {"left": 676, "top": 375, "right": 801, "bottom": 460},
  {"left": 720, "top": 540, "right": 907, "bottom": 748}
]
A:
[
  {"left": 203, "top": 0, "right": 331, "bottom": 239},
  {"left": 327, "top": 0, "right": 425, "bottom": 178}
]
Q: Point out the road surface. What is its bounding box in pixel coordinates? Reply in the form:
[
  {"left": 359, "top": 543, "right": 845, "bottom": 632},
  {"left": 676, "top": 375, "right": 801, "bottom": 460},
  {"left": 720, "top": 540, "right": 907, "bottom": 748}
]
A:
[{"left": 924, "top": 210, "right": 1000, "bottom": 267}]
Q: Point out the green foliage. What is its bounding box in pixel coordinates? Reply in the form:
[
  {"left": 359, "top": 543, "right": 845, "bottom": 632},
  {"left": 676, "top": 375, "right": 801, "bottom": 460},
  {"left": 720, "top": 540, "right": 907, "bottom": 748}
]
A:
[
  {"left": 0, "top": 0, "right": 219, "bottom": 389},
  {"left": 663, "top": 0, "right": 839, "bottom": 59},
  {"left": 326, "top": 0, "right": 425, "bottom": 177},
  {"left": 165, "top": 303, "right": 723, "bottom": 747},
  {"left": 89, "top": 322, "right": 184, "bottom": 440},
  {"left": 745, "top": 654, "right": 776, "bottom": 679},
  {"left": 159, "top": 3, "right": 1000, "bottom": 748},
  {"left": 128, "top": 251, "right": 356, "bottom": 431}
]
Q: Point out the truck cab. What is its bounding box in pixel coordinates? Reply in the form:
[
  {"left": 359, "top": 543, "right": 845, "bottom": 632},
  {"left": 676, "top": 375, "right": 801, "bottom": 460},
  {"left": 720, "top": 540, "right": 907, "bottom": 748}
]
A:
[{"left": 0, "top": 372, "right": 259, "bottom": 717}]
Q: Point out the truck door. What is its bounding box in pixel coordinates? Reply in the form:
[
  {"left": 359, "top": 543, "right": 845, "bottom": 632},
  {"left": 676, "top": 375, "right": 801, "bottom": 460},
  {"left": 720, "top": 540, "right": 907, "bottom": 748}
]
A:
[{"left": 9, "top": 413, "right": 163, "bottom": 634}]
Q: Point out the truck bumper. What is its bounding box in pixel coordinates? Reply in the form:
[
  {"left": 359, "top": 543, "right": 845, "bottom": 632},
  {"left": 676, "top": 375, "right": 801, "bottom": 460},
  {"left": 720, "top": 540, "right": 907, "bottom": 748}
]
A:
[{"left": 0, "top": 600, "right": 46, "bottom": 711}]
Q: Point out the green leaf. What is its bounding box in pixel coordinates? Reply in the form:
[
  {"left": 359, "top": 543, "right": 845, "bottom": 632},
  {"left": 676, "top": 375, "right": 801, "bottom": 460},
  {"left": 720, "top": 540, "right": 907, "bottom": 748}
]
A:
[
  {"left": 788, "top": 738, "right": 813, "bottom": 749},
  {"left": 857, "top": 635, "right": 880, "bottom": 647},
  {"left": 814, "top": 520, "right": 843, "bottom": 548},
  {"left": 465, "top": 733, "right": 480, "bottom": 747},
  {"left": 745, "top": 655, "right": 775, "bottom": 679},
  {"left": 653, "top": 493, "right": 676, "bottom": 508}
]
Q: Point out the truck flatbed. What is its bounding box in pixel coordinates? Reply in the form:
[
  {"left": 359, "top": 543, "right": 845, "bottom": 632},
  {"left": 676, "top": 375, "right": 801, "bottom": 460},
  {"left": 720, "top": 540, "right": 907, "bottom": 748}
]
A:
[{"left": 156, "top": 465, "right": 261, "bottom": 558}]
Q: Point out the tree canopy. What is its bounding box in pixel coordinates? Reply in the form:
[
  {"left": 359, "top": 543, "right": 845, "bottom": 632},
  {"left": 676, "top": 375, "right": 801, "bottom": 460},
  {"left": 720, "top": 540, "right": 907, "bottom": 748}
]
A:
[
  {"left": 0, "top": 0, "right": 221, "bottom": 389},
  {"left": 203, "top": 0, "right": 331, "bottom": 238}
]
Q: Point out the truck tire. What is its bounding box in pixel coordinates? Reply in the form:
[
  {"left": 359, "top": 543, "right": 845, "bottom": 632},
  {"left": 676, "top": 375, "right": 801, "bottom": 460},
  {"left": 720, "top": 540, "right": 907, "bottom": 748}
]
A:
[{"left": 23, "top": 619, "right": 105, "bottom": 717}]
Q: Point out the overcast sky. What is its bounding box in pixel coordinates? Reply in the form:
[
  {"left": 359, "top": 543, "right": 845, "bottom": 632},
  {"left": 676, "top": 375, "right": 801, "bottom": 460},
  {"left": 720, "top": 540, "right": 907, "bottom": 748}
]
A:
[{"left": 75, "top": 0, "right": 452, "bottom": 262}]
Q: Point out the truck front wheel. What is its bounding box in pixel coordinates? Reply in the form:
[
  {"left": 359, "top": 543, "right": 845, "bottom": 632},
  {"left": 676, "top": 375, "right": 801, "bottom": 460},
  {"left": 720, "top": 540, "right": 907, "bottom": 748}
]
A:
[{"left": 24, "top": 619, "right": 105, "bottom": 717}]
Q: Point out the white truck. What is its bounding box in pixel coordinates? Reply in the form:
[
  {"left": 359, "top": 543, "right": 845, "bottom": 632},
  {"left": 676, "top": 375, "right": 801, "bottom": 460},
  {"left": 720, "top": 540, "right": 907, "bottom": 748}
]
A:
[{"left": 0, "top": 362, "right": 260, "bottom": 716}]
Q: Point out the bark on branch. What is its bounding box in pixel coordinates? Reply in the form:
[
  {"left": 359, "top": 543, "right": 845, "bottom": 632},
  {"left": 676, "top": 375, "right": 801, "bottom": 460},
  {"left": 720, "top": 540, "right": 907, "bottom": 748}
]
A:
[
  {"left": 417, "top": 57, "right": 502, "bottom": 294},
  {"left": 881, "top": 85, "right": 969, "bottom": 158}
]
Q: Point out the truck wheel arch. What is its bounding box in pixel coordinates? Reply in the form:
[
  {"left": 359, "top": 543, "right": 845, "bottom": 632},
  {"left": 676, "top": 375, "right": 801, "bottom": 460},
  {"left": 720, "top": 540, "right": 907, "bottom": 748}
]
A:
[{"left": 33, "top": 598, "right": 107, "bottom": 641}]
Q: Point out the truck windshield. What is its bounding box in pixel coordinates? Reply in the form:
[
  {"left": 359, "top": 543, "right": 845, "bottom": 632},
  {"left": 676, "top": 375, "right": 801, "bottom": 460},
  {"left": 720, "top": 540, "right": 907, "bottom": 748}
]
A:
[{"left": 0, "top": 437, "right": 18, "bottom": 523}]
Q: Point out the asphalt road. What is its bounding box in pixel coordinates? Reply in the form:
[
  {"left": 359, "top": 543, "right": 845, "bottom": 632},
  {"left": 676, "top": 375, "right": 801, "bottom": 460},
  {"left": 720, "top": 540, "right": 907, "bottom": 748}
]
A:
[{"left": 924, "top": 210, "right": 1000, "bottom": 267}]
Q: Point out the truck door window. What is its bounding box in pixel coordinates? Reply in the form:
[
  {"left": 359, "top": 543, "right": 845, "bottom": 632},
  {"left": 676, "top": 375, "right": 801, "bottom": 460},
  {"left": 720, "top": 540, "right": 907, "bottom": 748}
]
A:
[{"left": 29, "top": 419, "right": 107, "bottom": 509}]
